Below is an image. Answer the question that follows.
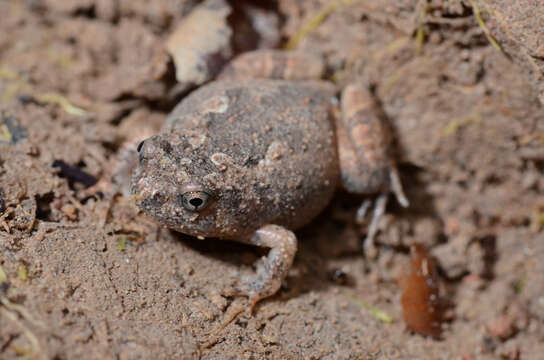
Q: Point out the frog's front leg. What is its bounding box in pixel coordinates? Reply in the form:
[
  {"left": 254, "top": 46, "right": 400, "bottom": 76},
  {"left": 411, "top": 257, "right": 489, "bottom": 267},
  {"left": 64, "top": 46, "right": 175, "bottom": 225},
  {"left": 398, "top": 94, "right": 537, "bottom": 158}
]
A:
[
  {"left": 235, "top": 224, "right": 297, "bottom": 313},
  {"left": 337, "top": 84, "right": 409, "bottom": 254}
]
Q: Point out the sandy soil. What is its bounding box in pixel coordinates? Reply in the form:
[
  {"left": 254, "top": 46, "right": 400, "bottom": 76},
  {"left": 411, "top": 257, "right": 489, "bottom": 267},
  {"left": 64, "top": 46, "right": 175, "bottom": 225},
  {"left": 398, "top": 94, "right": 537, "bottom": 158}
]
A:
[{"left": 0, "top": 0, "right": 543, "bottom": 359}]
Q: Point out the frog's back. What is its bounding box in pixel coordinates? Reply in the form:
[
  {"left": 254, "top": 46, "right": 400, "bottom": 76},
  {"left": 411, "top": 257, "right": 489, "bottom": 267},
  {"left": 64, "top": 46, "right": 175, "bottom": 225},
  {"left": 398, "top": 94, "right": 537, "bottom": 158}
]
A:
[
  {"left": 163, "top": 79, "right": 339, "bottom": 232},
  {"left": 164, "top": 80, "right": 335, "bottom": 164}
]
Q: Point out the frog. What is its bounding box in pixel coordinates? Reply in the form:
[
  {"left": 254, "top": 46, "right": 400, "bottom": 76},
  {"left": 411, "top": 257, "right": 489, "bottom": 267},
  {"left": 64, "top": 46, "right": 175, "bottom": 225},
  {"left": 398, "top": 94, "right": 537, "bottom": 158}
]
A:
[{"left": 131, "top": 49, "right": 408, "bottom": 312}]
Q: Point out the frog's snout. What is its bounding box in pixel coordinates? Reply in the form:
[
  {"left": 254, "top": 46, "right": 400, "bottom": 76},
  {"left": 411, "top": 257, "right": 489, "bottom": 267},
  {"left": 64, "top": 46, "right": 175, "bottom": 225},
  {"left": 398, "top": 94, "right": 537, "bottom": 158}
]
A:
[{"left": 131, "top": 178, "right": 158, "bottom": 203}]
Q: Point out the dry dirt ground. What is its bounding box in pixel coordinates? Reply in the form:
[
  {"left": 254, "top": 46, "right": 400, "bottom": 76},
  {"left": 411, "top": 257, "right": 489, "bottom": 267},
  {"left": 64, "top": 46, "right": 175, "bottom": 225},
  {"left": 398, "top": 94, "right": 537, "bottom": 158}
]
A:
[{"left": 1, "top": 0, "right": 543, "bottom": 359}]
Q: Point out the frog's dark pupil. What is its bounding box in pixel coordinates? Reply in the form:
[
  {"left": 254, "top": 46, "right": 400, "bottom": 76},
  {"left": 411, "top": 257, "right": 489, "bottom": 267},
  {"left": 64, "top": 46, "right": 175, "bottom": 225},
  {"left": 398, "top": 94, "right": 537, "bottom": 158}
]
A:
[{"left": 189, "top": 198, "right": 203, "bottom": 208}]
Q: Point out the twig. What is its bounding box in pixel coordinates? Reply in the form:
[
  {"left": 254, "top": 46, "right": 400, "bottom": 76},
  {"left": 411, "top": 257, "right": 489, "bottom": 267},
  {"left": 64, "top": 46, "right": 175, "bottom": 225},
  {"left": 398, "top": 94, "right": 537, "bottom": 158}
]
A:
[
  {"left": 285, "top": 0, "right": 353, "bottom": 50},
  {"left": 468, "top": 0, "right": 502, "bottom": 52}
]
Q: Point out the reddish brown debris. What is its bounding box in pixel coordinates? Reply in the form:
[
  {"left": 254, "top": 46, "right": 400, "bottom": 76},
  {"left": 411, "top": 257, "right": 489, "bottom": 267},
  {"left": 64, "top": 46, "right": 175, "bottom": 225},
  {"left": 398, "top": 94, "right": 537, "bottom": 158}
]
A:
[{"left": 397, "top": 243, "right": 443, "bottom": 339}]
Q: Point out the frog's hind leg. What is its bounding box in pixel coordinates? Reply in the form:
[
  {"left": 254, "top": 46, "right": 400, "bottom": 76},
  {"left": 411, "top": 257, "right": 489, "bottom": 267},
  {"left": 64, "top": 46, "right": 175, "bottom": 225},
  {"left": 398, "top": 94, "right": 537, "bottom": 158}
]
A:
[
  {"left": 337, "top": 83, "right": 408, "bottom": 254},
  {"left": 218, "top": 49, "right": 325, "bottom": 81}
]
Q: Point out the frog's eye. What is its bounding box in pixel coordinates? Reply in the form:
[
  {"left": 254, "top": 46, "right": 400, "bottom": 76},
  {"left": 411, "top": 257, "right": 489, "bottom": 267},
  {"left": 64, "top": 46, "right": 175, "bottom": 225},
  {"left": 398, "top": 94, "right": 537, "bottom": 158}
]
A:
[
  {"left": 179, "top": 191, "right": 210, "bottom": 212},
  {"left": 136, "top": 140, "right": 145, "bottom": 153}
]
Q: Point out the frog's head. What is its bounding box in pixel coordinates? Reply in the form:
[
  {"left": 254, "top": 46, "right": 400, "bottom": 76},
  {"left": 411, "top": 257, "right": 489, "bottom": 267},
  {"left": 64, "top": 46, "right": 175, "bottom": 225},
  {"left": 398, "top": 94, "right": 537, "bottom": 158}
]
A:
[{"left": 130, "top": 132, "right": 243, "bottom": 239}]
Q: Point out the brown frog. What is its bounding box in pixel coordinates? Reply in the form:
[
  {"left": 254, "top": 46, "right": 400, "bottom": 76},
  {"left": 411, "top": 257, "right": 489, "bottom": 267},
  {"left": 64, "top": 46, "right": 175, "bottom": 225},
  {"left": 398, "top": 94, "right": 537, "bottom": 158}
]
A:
[{"left": 131, "top": 49, "right": 408, "bottom": 311}]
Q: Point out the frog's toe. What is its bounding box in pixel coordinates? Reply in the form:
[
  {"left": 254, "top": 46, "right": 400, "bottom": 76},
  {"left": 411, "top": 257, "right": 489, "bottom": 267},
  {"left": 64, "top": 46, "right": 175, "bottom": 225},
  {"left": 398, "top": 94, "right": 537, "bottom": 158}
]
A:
[
  {"left": 358, "top": 194, "right": 388, "bottom": 257},
  {"left": 223, "top": 275, "right": 281, "bottom": 314},
  {"left": 247, "top": 275, "right": 284, "bottom": 313},
  {"left": 389, "top": 166, "right": 409, "bottom": 208}
]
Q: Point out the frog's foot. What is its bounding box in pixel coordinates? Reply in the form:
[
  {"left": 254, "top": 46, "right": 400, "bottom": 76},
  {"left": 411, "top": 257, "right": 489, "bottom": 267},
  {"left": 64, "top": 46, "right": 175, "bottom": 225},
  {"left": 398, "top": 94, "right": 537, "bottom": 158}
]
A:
[
  {"left": 232, "top": 225, "right": 297, "bottom": 314},
  {"left": 356, "top": 166, "right": 409, "bottom": 256},
  {"left": 356, "top": 194, "right": 387, "bottom": 256},
  {"left": 356, "top": 168, "right": 408, "bottom": 257}
]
